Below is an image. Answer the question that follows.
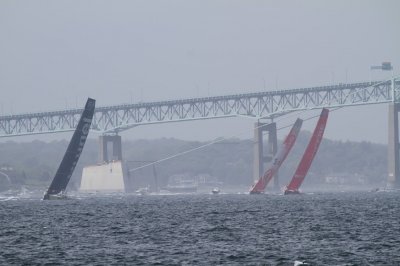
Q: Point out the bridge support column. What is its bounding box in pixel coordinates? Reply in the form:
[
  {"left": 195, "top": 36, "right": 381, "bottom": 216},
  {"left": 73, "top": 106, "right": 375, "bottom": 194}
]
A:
[
  {"left": 388, "top": 103, "right": 400, "bottom": 188},
  {"left": 253, "top": 121, "right": 278, "bottom": 190},
  {"left": 99, "top": 135, "right": 122, "bottom": 163},
  {"left": 80, "top": 135, "right": 126, "bottom": 192}
]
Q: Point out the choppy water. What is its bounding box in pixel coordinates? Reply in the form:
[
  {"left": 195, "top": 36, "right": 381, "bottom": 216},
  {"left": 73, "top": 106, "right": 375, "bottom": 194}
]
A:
[{"left": 0, "top": 191, "right": 400, "bottom": 265}]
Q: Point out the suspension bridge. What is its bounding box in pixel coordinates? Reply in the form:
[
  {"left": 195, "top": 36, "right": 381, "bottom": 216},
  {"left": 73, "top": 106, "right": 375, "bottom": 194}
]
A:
[{"left": 1, "top": 77, "right": 400, "bottom": 188}]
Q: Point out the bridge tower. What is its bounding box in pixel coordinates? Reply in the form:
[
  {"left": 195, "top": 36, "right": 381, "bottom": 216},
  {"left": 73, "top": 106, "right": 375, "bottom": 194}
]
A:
[
  {"left": 388, "top": 103, "right": 399, "bottom": 187},
  {"left": 98, "top": 135, "right": 122, "bottom": 163},
  {"left": 253, "top": 121, "right": 278, "bottom": 191},
  {"left": 388, "top": 79, "right": 400, "bottom": 188}
]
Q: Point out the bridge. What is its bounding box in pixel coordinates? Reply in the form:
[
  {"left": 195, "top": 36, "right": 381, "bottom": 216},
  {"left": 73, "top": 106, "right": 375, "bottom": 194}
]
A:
[
  {"left": 0, "top": 80, "right": 398, "bottom": 136},
  {"left": 1, "top": 77, "right": 400, "bottom": 188}
]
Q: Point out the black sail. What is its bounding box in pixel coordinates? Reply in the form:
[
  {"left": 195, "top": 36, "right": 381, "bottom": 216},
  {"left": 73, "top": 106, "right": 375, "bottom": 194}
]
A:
[{"left": 43, "top": 98, "right": 95, "bottom": 200}]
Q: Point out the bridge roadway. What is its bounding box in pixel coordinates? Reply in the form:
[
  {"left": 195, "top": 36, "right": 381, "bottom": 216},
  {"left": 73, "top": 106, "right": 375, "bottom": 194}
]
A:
[{"left": 0, "top": 79, "right": 399, "bottom": 137}]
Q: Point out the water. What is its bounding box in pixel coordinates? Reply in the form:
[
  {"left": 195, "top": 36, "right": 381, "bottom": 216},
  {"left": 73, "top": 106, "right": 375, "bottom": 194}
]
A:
[{"left": 1, "top": 191, "right": 400, "bottom": 265}]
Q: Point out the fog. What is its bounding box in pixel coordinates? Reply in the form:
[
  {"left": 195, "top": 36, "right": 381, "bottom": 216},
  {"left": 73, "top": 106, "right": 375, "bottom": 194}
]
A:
[{"left": 0, "top": 1, "right": 399, "bottom": 143}]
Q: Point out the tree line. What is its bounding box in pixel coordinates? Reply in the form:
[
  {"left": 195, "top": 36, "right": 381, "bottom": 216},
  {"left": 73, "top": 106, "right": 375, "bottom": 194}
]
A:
[{"left": 0, "top": 132, "right": 387, "bottom": 191}]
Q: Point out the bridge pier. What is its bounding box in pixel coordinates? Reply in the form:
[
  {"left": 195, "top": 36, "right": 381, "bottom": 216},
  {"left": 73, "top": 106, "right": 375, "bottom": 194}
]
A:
[
  {"left": 253, "top": 121, "right": 278, "bottom": 190},
  {"left": 80, "top": 135, "right": 126, "bottom": 192},
  {"left": 98, "top": 135, "right": 122, "bottom": 163},
  {"left": 388, "top": 103, "right": 400, "bottom": 188}
]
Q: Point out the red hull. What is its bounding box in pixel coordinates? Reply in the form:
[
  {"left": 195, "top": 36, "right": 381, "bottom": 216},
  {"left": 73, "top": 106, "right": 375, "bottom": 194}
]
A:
[
  {"left": 284, "top": 108, "right": 329, "bottom": 194},
  {"left": 250, "top": 118, "right": 303, "bottom": 194},
  {"left": 283, "top": 190, "right": 301, "bottom": 195}
]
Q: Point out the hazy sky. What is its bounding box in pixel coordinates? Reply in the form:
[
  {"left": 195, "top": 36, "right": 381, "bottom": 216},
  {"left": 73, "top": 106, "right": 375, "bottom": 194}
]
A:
[{"left": 0, "top": 1, "right": 399, "bottom": 143}]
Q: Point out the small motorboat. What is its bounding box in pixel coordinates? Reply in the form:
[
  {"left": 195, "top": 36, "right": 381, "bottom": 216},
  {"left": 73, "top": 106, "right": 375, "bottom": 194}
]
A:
[
  {"left": 136, "top": 187, "right": 149, "bottom": 196},
  {"left": 211, "top": 187, "right": 220, "bottom": 194}
]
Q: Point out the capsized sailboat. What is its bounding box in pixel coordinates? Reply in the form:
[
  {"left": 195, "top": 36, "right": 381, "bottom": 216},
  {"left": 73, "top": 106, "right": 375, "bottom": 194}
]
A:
[
  {"left": 250, "top": 118, "right": 303, "bottom": 194},
  {"left": 284, "top": 108, "right": 329, "bottom": 195},
  {"left": 43, "top": 98, "right": 95, "bottom": 200}
]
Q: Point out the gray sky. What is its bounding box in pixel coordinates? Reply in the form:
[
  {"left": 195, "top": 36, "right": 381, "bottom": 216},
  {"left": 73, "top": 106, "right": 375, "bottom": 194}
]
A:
[{"left": 0, "top": 0, "right": 399, "bottom": 143}]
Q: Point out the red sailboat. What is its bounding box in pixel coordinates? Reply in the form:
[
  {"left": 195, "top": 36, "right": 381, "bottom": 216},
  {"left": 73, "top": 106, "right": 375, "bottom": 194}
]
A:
[
  {"left": 250, "top": 118, "right": 303, "bottom": 194},
  {"left": 284, "top": 108, "right": 329, "bottom": 195}
]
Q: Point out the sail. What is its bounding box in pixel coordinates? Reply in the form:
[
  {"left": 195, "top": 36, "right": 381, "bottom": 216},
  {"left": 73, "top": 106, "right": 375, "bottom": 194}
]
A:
[
  {"left": 250, "top": 118, "right": 303, "bottom": 194},
  {"left": 285, "top": 108, "right": 329, "bottom": 194},
  {"left": 43, "top": 98, "right": 95, "bottom": 200}
]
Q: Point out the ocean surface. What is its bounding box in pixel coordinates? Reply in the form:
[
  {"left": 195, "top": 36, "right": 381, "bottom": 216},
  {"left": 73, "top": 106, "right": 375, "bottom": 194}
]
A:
[{"left": 0, "top": 191, "right": 400, "bottom": 265}]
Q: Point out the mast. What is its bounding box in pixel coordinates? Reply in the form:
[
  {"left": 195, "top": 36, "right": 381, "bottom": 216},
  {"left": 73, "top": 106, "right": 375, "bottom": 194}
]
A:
[
  {"left": 43, "top": 98, "right": 95, "bottom": 200},
  {"left": 284, "top": 108, "right": 329, "bottom": 194},
  {"left": 250, "top": 118, "right": 303, "bottom": 194}
]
